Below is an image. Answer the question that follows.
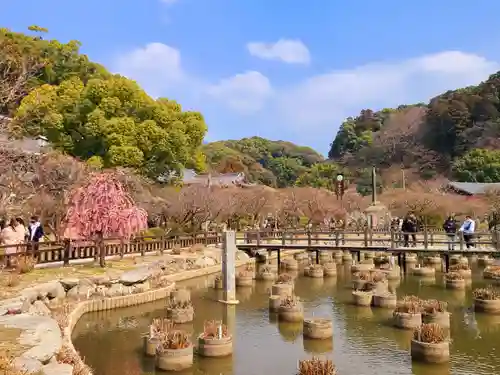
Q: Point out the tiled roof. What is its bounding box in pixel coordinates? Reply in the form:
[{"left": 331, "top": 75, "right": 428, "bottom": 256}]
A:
[{"left": 447, "top": 181, "right": 500, "bottom": 195}]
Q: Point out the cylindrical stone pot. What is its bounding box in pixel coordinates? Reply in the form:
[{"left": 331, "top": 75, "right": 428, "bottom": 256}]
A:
[
  {"left": 213, "top": 278, "right": 223, "bottom": 289},
  {"left": 257, "top": 271, "right": 276, "bottom": 281},
  {"left": 410, "top": 339, "right": 450, "bottom": 364},
  {"left": 167, "top": 307, "right": 194, "bottom": 324},
  {"left": 170, "top": 289, "right": 191, "bottom": 303},
  {"left": 303, "top": 318, "right": 333, "bottom": 339},
  {"left": 333, "top": 252, "right": 343, "bottom": 260},
  {"left": 342, "top": 253, "right": 352, "bottom": 262},
  {"left": 351, "top": 263, "right": 374, "bottom": 273},
  {"left": 308, "top": 267, "right": 324, "bottom": 278},
  {"left": 406, "top": 254, "right": 418, "bottom": 263},
  {"left": 373, "top": 293, "right": 397, "bottom": 309},
  {"left": 156, "top": 345, "right": 194, "bottom": 371},
  {"left": 198, "top": 335, "right": 233, "bottom": 357},
  {"left": 144, "top": 336, "right": 160, "bottom": 357},
  {"left": 423, "top": 312, "right": 450, "bottom": 328},
  {"left": 474, "top": 298, "right": 500, "bottom": 314},
  {"left": 269, "top": 295, "right": 282, "bottom": 312},
  {"left": 446, "top": 278, "right": 465, "bottom": 290},
  {"left": 412, "top": 267, "right": 435, "bottom": 277},
  {"left": 425, "top": 256, "right": 441, "bottom": 265},
  {"left": 236, "top": 275, "right": 253, "bottom": 287},
  {"left": 278, "top": 303, "right": 304, "bottom": 322},
  {"left": 272, "top": 283, "right": 293, "bottom": 297},
  {"left": 352, "top": 291, "right": 372, "bottom": 306},
  {"left": 393, "top": 312, "right": 422, "bottom": 329},
  {"left": 283, "top": 259, "right": 299, "bottom": 270},
  {"left": 323, "top": 266, "right": 337, "bottom": 277},
  {"left": 479, "top": 256, "right": 494, "bottom": 266}
]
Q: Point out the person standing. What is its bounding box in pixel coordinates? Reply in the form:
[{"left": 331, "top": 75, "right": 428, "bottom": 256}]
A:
[
  {"left": 1, "top": 219, "right": 20, "bottom": 267},
  {"left": 459, "top": 215, "right": 475, "bottom": 249},
  {"left": 402, "top": 214, "right": 417, "bottom": 247},
  {"left": 443, "top": 216, "right": 457, "bottom": 251},
  {"left": 28, "top": 216, "right": 44, "bottom": 260}
]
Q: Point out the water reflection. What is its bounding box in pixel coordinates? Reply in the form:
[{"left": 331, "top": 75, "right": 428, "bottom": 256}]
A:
[{"left": 73, "top": 261, "right": 500, "bottom": 375}]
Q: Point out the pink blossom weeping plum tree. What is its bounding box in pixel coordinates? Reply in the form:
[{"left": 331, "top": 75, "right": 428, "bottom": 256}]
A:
[{"left": 63, "top": 172, "right": 148, "bottom": 267}]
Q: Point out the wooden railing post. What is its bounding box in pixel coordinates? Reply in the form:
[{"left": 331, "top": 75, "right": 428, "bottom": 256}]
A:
[
  {"left": 256, "top": 231, "right": 261, "bottom": 247},
  {"left": 363, "top": 227, "right": 368, "bottom": 248},
  {"left": 335, "top": 231, "right": 340, "bottom": 247},
  {"left": 459, "top": 232, "right": 464, "bottom": 251},
  {"left": 390, "top": 229, "right": 395, "bottom": 249},
  {"left": 282, "top": 231, "right": 286, "bottom": 247},
  {"left": 63, "top": 239, "right": 70, "bottom": 266},
  {"left": 423, "top": 227, "right": 428, "bottom": 250},
  {"left": 307, "top": 230, "right": 312, "bottom": 247},
  {"left": 430, "top": 231, "right": 434, "bottom": 246}
]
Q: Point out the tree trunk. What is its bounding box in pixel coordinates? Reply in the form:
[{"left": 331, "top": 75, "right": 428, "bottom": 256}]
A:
[{"left": 98, "top": 232, "right": 106, "bottom": 267}]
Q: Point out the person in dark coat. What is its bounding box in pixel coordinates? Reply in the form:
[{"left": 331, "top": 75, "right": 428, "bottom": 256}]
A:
[
  {"left": 27, "top": 216, "right": 44, "bottom": 260},
  {"left": 443, "top": 216, "right": 457, "bottom": 251},
  {"left": 401, "top": 214, "right": 417, "bottom": 247}
]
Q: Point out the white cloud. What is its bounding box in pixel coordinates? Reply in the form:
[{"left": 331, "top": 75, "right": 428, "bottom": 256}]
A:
[
  {"left": 114, "top": 43, "right": 186, "bottom": 97},
  {"left": 206, "top": 71, "right": 273, "bottom": 114},
  {"left": 247, "top": 39, "right": 311, "bottom": 65}
]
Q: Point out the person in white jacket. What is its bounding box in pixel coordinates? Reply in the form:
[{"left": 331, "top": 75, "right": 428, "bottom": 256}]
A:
[{"left": 459, "top": 215, "right": 475, "bottom": 249}]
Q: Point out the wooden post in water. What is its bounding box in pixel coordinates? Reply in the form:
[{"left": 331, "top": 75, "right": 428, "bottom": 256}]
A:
[{"left": 220, "top": 231, "right": 239, "bottom": 305}]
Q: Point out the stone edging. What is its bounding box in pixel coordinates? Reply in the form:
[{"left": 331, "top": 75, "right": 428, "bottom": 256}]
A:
[{"left": 64, "top": 249, "right": 305, "bottom": 375}]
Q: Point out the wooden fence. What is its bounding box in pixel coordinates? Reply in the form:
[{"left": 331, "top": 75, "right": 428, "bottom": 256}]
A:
[{"left": 0, "top": 232, "right": 222, "bottom": 266}]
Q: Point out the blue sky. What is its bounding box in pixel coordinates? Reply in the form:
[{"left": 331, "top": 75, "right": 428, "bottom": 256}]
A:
[{"left": 2, "top": 0, "right": 500, "bottom": 155}]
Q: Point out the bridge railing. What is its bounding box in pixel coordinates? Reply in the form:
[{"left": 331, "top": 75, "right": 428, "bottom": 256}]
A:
[
  {"left": 0, "top": 232, "right": 222, "bottom": 267},
  {"left": 237, "top": 229, "right": 500, "bottom": 251}
]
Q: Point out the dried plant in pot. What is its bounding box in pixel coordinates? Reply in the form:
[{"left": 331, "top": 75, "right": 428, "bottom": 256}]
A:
[
  {"left": 277, "top": 273, "right": 294, "bottom": 284},
  {"left": 411, "top": 323, "right": 450, "bottom": 363},
  {"left": 279, "top": 295, "right": 304, "bottom": 322},
  {"left": 307, "top": 264, "right": 324, "bottom": 278},
  {"left": 449, "top": 263, "right": 472, "bottom": 278},
  {"left": 323, "top": 262, "right": 337, "bottom": 277},
  {"left": 393, "top": 299, "right": 422, "bottom": 329},
  {"left": 352, "top": 271, "right": 371, "bottom": 290},
  {"left": 422, "top": 300, "right": 450, "bottom": 328},
  {"left": 236, "top": 270, "right": 254, "bottom": 287},
  {"left": 445, "top": 272, "right": 466, "bottom": 290},
  {"left": 213, "top": 274, "right": 223, "bottom": 289},
  {"left": 257, "top": 265, "right": 276, "bottom": 281},
  {"left": 473, "top": 287, "right": 500, "bottom": 314},
  {"left": 450, "top": 255, "right": 468, "bottom": 266},
  {"left": 483, "top": 266, "right": 500, "bottom": 279},
  {"left": 144, "top": 318, "right": 174, "bottom": 356},
  {"left": 198, "top": 320, "right": 233, "bottom": 357},
  {"left": 303, "top": 318, "right": 333, "bottom": 340},
  {"left": 166, "top": 299, "right": 195, "bottom": 323},
  {"left": 156, "top": 330, "right": 193, "bottom": 371},
  {"left": 298, "top": 357, "right": 336, "bottom": 375}
]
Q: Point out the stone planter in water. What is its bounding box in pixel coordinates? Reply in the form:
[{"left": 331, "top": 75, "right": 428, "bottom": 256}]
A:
[
  {"left": 393, "top": 312, "right": 422, "bottom": 329},
  {"left": 308, "top": 266, "right": 324, "bottom": 278},
  {"left": 257, "top": 271, "right": 276, "bottom": 282},
  {"left": 342, "top": 252, "right": 352, "bottom": 262},
  {"left": 425, "top": 256, "right": 441, "bottom": 265},
  {"left": 323, "top": 265, "right": 337, "bottom": 277},
  {"left": 352, "top": 291, "right": 372, "bottom": 306},
  {"left": 272, "top": 283, "right": 293, "bottom": 297},
  {"left": 410, "top": 339, "right": 450, "bottom": 363},
  {"left": 372, "top": 293, "right": 397, "bottom": 309},
  {"left": 303, "top": 318, "right": 333, "bottom": 339},
  {"left": 279, "top": 303, "right": 304, "bottom": 322},
  {"left": 445, "top": 278, "right": 465, "bottom": 290},
  {"left": 235, "top": 275, "right": 254, "bottom": 287},
  {"left": 450, "top": 256, "right": 468, "bottom": 265},
  {"left": 167, "top": 306, "right": 194, "bottom": 324},
  {"left": 143, "top": 336, "right": 160, "bottom": 356},
  {"left": 283, "top": 259, "right": 299, "bottom": 270},
  {"left": 269, "top": 295, "right": 282, "bottom": 312},
  {"left": 479, "top": 256, "right": 494, "bottom": 266},
  {"left": 423, "top": 312, "right": 450, "bottom": 328},
  {"left": 170, "top": 288, "right": 191, "bottom": 303},
  {"left": 474, "top": 298, "right": 500, "bottom": 314},
  {"left": 351, "top": 263, "right": 374, "bottom": 273},
  {"left": 406, "top": 254, "right": 417, "bottom": 262},
  {"left": 156, "top": 345, "right": 194, "bottom": 371},
  {"left": 412, "top": 267, "right": 435, "bottom": 277},
  {"left": 198, "top": 335, "right": 233, "bottom": 357}
]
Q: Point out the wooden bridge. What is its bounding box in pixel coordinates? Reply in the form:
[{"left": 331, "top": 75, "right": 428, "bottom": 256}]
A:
[{"left": 235, "top": 229, "right": 500, "bottom": 272}]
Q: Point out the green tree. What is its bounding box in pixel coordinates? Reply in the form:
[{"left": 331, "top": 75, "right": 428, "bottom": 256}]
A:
[
  {"left": 356, "top": 168, "right": 383, "bottom": 197},
  {"left": 452, "top": 148, "right": 500, "bottom": 182},
  {"left": 296, "top": 163, "right": 343, "bottom": 190},
  {"left": 12, "top": 75, "right": 207, "bottom": 178}
]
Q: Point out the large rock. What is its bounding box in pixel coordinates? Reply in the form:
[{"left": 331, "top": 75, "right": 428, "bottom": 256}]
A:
[
  {"left": 66, "top": 284, "right": 95, "bottom": 300},
  {"left": 59, "top": 278, "right": 79, "bottom": 291},
  {"left": 21, "top": 282, "right": 66, "bottom": 302},
  {"left": 28, "top": 301, "right": 52, "bottom": 317},
  {"left": 105, "top": 284, "right": 133, "bottom": 297},
  {"left": 119, "top": 266, "right": 155, "bottom": 285},
  {"left": 41, "top": 363, "right": 73, "bottom": 375},
  {"left": 194, "top": 256, "right": 217, "bottom": 268},
  {"left": 0, "top": 314, "right": 62, "bottom": 364},
  {"left": 14, "top": 356, "right": 43, "bottom": 374}
]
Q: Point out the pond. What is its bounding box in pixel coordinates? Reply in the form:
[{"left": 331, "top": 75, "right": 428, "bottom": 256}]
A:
[{"left": 72, "top": 259, "right": 500, "bottom": 375}]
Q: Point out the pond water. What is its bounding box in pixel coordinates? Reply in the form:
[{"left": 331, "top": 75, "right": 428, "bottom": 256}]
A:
[{"left": 72, "top": 259, "right": 500, "bottom": 375}]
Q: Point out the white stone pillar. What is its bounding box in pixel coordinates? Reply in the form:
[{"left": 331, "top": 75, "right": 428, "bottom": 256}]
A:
[{"left": 220, "top": 230, "right": 239, "bottom": 304}]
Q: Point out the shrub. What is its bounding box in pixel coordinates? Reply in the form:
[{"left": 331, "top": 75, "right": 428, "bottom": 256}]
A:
[
  {"left": 150, "top": 318, "right": 174, "bottom": 338},
  {"left": 445, "top": 272, "right": 464, "bottom": 281},
  {"left": 413, "top": 323, "right": 446, "bottom": 343},
  {"left": 56, "top": 345, "right": 92, "bottom": 375},
  {"left": 449, "top": 263, "right": 470, "bottom": 271},
  {"left": 277, "top": 273, "right": 293, "bottom": 284},
  {"left": 353, "top": 271, "right": 371, "bottom": 281},
  {"left": 473, "top": 287, "right": 500, "bottom": 300},
  {"left": 298, "top": 357, "right": 336, "bottom": 375},
  {"left": 157, "top": 330, "right": 191, "bottom": 351},
  {"left": 280, "top": 295, "right": 299, "bottom": 308},
  {"left": 50, "top": 302, "right": 73, "bottom": 330},
  {"left": 422, "top": 299, "right": 447, "bottom": 314},
  {"left": 201, "top": 320, "right": 229, "bottom": 339},
  {"left": 15, "top": 255, "right": 36, "bottom": 274},
  {"left": 166, "top": 300, "right": 193, "bottom": 310},
  {"left": 395, "top": 297, "right": 423, "bottom": 314},
  {"left": 0, "top": 350, "right": 25, "bottom": 375}
]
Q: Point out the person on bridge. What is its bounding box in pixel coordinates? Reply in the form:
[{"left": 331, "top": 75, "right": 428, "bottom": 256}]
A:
[
  {"left": 402, "top": 214, "right": 417, "bottom": 247},
  {"left": 459, "top": 215, "right": 476, "bottom": 249},
  {"left": 443, "top": 216, "right": 457, "bottom": 250}
]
